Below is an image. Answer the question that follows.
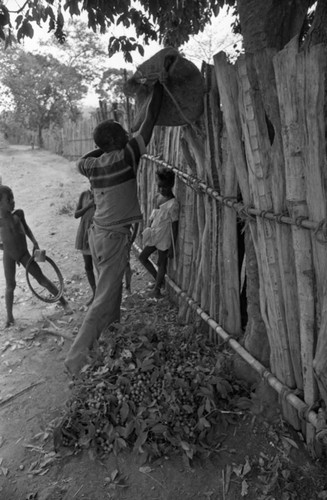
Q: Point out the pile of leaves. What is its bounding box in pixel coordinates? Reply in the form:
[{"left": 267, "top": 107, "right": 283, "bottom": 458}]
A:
[{"left": 56, "top": 295, "right": 245, "bottom": 463}]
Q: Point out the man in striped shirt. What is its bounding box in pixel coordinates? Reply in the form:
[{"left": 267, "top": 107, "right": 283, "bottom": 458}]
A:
[{"left": 65, "top": 81, "right": 163, "bottom": 375}]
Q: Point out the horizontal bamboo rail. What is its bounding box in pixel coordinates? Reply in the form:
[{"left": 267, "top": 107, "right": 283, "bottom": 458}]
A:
[
  {"left": 132, "top": 242, "right": 327, "bottom": 442},
  {"left": 143, "top": 154, "right": 327, "bottom": 240}
]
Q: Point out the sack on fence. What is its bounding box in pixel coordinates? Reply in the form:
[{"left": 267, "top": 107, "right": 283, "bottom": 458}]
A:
[{"left": 124, "top": 47, "right": 204, "bottom": 131}]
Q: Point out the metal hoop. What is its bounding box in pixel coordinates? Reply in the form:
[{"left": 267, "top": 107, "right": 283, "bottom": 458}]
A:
[{"left": 25, "top": 256, "right": 64, "bottom": 303}]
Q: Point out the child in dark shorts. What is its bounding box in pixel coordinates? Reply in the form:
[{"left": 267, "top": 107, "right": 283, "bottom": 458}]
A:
[{"left": 0, "top": 185, "right": 70, "bottom": 327}]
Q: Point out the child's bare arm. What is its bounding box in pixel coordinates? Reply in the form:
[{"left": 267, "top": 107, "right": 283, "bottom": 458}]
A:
[
  {"left": 74, "top": 202, "right": 94, "bottom": 219},
  {"left": 74, "top": 193, "right": 94, "bottom": 219},
  {"left": 16, "top": 210, "right": 39, "bottom": 250}
]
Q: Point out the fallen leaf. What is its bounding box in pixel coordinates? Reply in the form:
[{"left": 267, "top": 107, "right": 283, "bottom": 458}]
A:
[
  {"left": 1, "top": 467, "right": 9, "bottom": 476},
  {"left": 241, "top": 479, "right": 248, "bottom": 497},
  {"left": 233, "top": 464, "right": 243, "bottom": 477},
  {"left": 111, "top": 468, "right": 119, "bottom": 481},
  {"left": 139, "top": 466, "right": 153, "bottom": 474},
  {"left": 281, "top": 436, "right": 299, "bottom": 449},
  {"left": 242, "top": 457, "right": 251, "bottom": 476},
  {"left": 224, "top": 464, "right": 232, "bottom": 494}
]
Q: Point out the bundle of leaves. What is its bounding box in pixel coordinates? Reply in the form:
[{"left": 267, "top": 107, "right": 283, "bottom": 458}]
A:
[{"left": 57, "top": 296, "right": 244, "bottom": 463}]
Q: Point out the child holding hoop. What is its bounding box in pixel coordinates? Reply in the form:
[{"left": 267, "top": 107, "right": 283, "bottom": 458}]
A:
[{"left": 0, "top": 185, "right": 70, "bottom": 327}]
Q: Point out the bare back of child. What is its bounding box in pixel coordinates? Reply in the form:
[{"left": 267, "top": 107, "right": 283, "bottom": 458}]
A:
[{"left": 0, "top": 186, "right": 70, "bottom": 327}]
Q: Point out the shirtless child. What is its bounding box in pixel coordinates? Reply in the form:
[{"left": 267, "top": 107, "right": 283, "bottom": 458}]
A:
[{"left": 0, "top": 185, "right": 69, "bottom": 327}]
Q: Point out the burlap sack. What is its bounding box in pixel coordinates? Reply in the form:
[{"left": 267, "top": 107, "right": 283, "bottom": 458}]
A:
[{"left": 124, "top": 47, "right": 204, "bottom": 131}]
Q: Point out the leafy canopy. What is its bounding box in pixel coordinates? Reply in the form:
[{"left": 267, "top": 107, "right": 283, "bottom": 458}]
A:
[
  {"left": 37, "top": 19, "right": 109, "bottom": 89},
  {"left": 97, "top": 67, "right": 133, "bottom": 102},
  {"left": 1, "top": 47, "right": 86, "bottom": 137},
  {"left": 0, "top": 0, "right": 234, "bottom": 60}
]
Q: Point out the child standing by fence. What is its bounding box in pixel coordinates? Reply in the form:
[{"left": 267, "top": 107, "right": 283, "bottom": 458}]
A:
[
  {"left": 74, "top": 187, "right": 96, "bottom": 305},
  {"left": 139, "top": 166, "right": 179, "bottom": 298}
]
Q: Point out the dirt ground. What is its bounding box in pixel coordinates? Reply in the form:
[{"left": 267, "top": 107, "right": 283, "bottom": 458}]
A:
[{"left": 0, "top": 146, "right": 327, "bottom": 500}]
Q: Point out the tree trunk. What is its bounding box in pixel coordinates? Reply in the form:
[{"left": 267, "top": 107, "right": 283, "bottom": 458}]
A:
[
  {"left": 303, "top": 0, "right": 327, "bottom": 49},
  {"left": 38, "top": 125, "right": 43, "bottom": 149},
  {"left": 237, "top": 0, "right": 313, "bottom": 53}
]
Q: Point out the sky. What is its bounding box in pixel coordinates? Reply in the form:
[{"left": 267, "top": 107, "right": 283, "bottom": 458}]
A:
[
  {"left": 2, "top": 2, "right": 241, "bottom": 108},
  {"left": 18, "top": 3, "right": 239, "bottom": 67}
]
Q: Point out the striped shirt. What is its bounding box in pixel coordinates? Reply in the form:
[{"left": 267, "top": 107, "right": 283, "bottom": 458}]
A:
[{"left": 77, "top": 135, "right": 146, "bottom": 230}]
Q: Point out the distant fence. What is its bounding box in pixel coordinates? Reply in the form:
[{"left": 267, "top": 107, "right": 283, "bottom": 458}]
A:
[
  {"left": 43, "top": 42, "right": 327, "bottom": 454},
  {"left": 43, "top": 101, "right": 132, "bottom": 160}
]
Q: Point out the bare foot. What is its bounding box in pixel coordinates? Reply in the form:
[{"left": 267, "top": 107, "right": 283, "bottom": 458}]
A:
[{"left": 64, "top": 350, "right": 89, "bottom": 376}]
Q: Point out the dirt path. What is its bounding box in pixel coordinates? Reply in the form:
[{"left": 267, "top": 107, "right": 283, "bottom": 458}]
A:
[{"left": 0, "top": 146, "right": 325, "bottom": 500}]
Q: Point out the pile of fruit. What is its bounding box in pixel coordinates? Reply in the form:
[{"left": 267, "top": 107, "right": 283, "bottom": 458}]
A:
[{"left": 56, "top": 297, "right": 242, "bottom": 462}]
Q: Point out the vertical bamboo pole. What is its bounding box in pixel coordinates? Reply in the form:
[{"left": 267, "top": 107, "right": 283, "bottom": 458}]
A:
[
  {"left": 300, "top": 44, "right": 327, "bottom": 404},
  {"left": 207, "top": 59, "right": 240, "bottom": 335},
  {"left": 214, "top": 52, "right": 250, "bottom": 204},
  {"left": 214, "top": 52, "right": 268, "bottom": 361},
  {"left": 253, "top": 49, "right": 303, "bottom": 393},
  {"left": 179, "top": 125, "right": 207, "bottom": 323},
  {"left": 236, "top": 54, "right": 299, "bottom": 428},
  {"left": 166, "top": 127, "right": 181, "bottom": 286},
  {"left": 274, "top": 37, "right": 317, "bottom": 449},
  {"left": 218, "top": 141, "right": 241, "bottom": 334},
  {"left": 184, "top": 183, "right": 200, "bottom": 325}
]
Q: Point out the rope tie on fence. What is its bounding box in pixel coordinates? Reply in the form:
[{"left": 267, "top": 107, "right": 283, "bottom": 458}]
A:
[
  {"left": 185, "top": 176, "right": 204, "bottom": 194},
  {"left": 298, "top": 403, "right": 316, "bottom": 422},
  {"left": 294, "top": 215, "right": 309, "bottom": 227},
  {"left": 314, "top": 219, "right": 327, "bottom": 244},
  {"left": 237, "top": 204, "right": 256, "bottom": 222},
  {"left": 262, "top": 369, "right": 272, "bottom": 384},
  {"left": 259, "top": 210, "right": 270, "bottom": 219},
  {"left": 293, "top": 387, "right": 304, "bottom": 399},
  {"left": 273, "top": 212, "right": 289, "bottom": 224},
  {"left": 316, "top": 408, "right": 327, "bottom": 444},
  {"left": 278, "top": 386, "right": 295, "bottom": 404},
  {"left": 222, "top": 196, "right": 239, "bottom": 208}
]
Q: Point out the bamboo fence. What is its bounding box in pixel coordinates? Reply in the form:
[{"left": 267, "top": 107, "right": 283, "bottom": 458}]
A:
[
  {"left": 139, "top": 42, "right": 327, "bottom": 451},
  {"left": 43, "top": 39, "right": 327, "bottom": 453}
]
